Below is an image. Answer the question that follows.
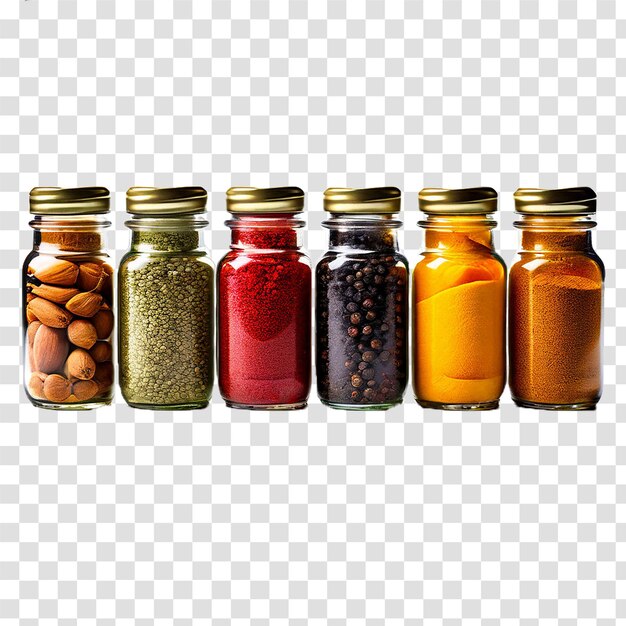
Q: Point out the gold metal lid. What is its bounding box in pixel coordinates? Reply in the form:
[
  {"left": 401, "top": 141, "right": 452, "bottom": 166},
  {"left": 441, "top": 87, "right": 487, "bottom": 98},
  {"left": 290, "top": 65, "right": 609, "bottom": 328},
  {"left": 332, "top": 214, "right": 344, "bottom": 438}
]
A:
[
  {"left": 126, "top": 186, "right": 207, "bottom": 215},
  {"left": 323, "top": 187, "right": 401, "bottom": 214},
  {"left": 514, "top": 187, "right": 596, "bottom": 215},
  {"left": 418, "top": 187, "right": 498, "bottom": 215},
  {"left": 29, "top": 187, "right": 110, "bottom": 215},
  {"left": 226, "top": 186, "right": 305, "bottom": 213}
]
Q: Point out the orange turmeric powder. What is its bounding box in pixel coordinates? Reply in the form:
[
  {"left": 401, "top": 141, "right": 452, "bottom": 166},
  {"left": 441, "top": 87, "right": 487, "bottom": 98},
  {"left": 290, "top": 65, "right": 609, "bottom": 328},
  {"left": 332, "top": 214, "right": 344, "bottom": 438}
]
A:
[{"left": 413, "top": 230, "right": 506, "bottom": 408}]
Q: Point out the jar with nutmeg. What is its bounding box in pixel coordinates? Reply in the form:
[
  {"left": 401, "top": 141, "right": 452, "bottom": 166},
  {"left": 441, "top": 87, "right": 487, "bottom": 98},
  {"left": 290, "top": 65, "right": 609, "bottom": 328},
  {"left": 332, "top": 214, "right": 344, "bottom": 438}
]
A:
[{"left": 23, "top": 187, "right": 115, "bottom": 409}]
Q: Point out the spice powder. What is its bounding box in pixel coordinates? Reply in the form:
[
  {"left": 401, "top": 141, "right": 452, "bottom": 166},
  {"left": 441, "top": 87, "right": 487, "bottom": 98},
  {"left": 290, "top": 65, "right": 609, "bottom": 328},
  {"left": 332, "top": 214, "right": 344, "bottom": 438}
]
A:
[
  {"left": 218, "top": 225, "right": 311, "bottom": 408},
  {"left": 509, "top": 241, "right": 602, "bottom": 406}
]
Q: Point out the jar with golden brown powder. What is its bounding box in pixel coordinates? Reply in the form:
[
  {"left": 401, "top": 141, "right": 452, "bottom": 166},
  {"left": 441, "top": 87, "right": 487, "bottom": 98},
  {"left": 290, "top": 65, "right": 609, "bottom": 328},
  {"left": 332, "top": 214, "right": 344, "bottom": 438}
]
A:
[
  {"left": 23, "top": 187, "right": 114, "bottom": 409},
  {"left": 510, "top": 187, "right": 604, "bottom": 409}
]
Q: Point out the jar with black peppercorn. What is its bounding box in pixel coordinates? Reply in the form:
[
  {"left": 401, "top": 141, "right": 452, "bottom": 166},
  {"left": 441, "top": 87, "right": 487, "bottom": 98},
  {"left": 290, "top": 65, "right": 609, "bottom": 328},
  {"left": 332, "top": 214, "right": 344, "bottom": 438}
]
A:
[
  {"left": 316, "top": 187, "right": 409, "bottom": 410},
  {"left": 118, "top": 187, "right": 214, "bottom": 410},
  {"left": 218, "top": 186, "right": 312, "bottom": 410}
]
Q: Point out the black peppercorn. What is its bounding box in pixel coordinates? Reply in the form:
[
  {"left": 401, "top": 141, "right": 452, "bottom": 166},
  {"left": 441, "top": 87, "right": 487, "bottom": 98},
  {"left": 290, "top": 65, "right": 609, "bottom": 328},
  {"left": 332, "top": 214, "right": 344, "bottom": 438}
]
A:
[
  {"left": 362, "top": 368, "right": 375, "bottom": 380},
  {"left": 362, "top": 351, "right": 376, "bottom": 362}
]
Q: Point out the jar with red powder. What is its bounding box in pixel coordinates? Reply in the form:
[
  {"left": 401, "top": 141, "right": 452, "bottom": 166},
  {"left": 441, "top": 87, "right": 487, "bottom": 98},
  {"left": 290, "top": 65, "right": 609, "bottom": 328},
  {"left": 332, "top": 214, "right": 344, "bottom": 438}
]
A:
[{"left": 217, "top": 186, "right": 312, "bottom": 410}]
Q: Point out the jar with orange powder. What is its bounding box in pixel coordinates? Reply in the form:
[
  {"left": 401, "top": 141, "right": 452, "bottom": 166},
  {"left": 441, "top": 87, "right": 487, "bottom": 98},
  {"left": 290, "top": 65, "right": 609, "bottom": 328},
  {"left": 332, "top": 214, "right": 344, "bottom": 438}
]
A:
[
  {"left": 510, "top": 187, "right": 604, "bottom": 409},
  {"left": 413, "top": 187, "right": 506, "bottom": 410}
]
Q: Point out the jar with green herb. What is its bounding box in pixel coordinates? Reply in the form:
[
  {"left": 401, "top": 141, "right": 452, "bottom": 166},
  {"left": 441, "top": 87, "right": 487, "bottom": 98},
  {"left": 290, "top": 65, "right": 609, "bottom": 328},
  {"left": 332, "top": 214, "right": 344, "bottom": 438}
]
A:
[{"left": 118, "top": 187, "right": 214, "bottom": 410}]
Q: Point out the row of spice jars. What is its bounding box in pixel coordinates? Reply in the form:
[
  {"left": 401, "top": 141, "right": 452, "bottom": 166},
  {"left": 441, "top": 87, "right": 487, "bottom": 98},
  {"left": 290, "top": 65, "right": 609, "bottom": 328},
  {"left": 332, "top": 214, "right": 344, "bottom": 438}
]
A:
[
  {"left": 318, "top": 185, "right": 603, "bottom": 411},
  {"left": 22, "top": 185, "right": 604, "bottom": 412}
]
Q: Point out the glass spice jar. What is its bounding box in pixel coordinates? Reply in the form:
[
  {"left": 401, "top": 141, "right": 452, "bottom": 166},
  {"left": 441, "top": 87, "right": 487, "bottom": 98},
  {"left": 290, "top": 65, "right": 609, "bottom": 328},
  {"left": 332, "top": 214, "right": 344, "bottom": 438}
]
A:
[
  {"left": 118, "top": 187, "right": 214, "bottom": 410},
  {"left": 218, "top": 186, "right": 311, "bottom": 410},
  {"left": 413, "top": 187, "right": 506, "bottom": 410},
  {"left": 316, "top": 187, "right": 409, "bottom": 410},
  {"left": 510, "top": 187, "right": 604, "bottom": 409},
  {"left": 23, "top": 187, "right": 115, "bottom": 409}
]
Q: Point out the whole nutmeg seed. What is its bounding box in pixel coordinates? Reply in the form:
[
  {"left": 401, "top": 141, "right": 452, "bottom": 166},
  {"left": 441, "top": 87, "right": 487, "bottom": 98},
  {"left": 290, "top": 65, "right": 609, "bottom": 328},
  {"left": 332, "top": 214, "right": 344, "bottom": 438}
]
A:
[
  {"left": 30, "top": 284, "right": 80, "bottom": 304},
  {"left": 43, "top": 374, "right": 72, "bottom": 402},
  {"left": 33, "top": 325, "right": 69, "bottom": 374},
  {"left": 65, "top": 348, "right": 96, "bottom": 380},
  {"left": 93, "top": 361, "right": 114, "bottom": 391},
  {"left": 27, "top": 297, "right": 73, "bottom": 328},
  {"left": 67, "top": 319, "right": 98, "bottom": 349},
  {"left": 72, "top": 379, "right": 100, "bottom": 401},
  {"left": 28, "top": 371, "right": 47, "bottom": 399},
  {"left": 101, "top": 263, "right": 114, "bottom": 302},
  {"left": 92, "top": 308, "right": 114, "bottom": 339},
  {"left": 89, "top": 340, "right": 112, "bottom": 363},
  {"left": 65, "top": 291, "right": 103, "bottom": 318},
  {"left": 77, "top": 262, "right": 107, "bottom": 292},
  {"left": 32, "top": 258, "right": 79, "bottom": 286},
  {"left": 27, "top": 320, "right": 42, "bottom": 345},
  {"left": 27, "top": 320, "right": 42, "bottom": 370}
]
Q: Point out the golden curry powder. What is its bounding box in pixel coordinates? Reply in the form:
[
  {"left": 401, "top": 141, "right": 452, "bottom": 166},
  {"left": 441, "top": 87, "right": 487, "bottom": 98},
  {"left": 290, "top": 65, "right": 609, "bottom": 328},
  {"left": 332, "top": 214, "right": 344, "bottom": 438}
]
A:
[
  {"left": 413, "top": 187, "right": 506, "bottom": 410},
  {"left": 413, "top": 231, "right": 506, "bottom": 407}
]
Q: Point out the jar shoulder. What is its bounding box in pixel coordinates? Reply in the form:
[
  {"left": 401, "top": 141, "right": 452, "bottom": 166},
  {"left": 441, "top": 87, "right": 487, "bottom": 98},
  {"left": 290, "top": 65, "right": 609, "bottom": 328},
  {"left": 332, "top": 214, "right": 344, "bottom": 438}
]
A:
[
  {"left": 317, "top": 250, "right": 409, "bottom": 270},
  {"left": 24, "top": 250, "right": 112, "bottom": 275},
  {"left": 510, "top": 249, "right": 604, "bottom": 281},
  {"left": 218, "top": 249, "right": 311, "bottom": 271},
  {"left": 414, "top": 250, "right": 505, "bottom": 278},
  {"left": 22, "top": 250, "right": 39, "bottom": 273},
  {"left": 119, "top": 250, "right": 214, "bottom": 273}
]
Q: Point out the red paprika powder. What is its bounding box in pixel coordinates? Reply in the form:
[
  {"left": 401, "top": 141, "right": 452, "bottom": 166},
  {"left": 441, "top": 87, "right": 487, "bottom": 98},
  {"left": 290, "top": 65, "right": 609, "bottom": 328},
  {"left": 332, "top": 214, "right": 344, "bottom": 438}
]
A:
[{"left": 218, "top": 187, "right": 312, "bottom": 409}]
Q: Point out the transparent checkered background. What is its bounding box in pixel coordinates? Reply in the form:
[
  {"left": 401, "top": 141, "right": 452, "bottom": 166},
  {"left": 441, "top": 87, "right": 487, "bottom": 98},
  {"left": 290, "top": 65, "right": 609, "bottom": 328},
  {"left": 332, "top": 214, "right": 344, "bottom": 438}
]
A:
[{"left": 1, "top": 0, "right": 625, "bottom": 623}]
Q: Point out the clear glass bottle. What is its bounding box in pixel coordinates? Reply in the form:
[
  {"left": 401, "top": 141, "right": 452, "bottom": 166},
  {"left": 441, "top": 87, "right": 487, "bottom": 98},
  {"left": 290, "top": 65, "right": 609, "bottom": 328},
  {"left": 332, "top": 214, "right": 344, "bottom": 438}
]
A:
[
  {"left": 118, "top": 187, "right": 214, "bottom": 410},
  {"left": 316, "top": 187, "right": 409, "bottom": 410},
  {"left": 23, "top": 187, "right": 114, "bottom": 409},
  {"left": 218, "top": 187, "right": 311, "bottom": 410},
  {"left": 413, "top": 187, "right": 506, "bottom": 410},
  {"left": 510, "top": 187, "right": 604, "bottom": 409}
]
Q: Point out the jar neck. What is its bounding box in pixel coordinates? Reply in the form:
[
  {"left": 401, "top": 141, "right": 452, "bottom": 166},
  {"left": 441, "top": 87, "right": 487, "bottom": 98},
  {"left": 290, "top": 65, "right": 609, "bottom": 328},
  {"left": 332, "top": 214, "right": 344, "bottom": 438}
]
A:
[
  {"left": 419, "top": 214, "right": 496, "bottom": 252},
  {"left": 514, "top": 214, "right": 596, "bottom": 252},
  {"left": 126, "top": 215, "right": 208, "bottom": 252},
  {"left": 30, "top": 214, "right": 110, "bottom": 254},
  {"left": 323, "top": 214, "right": 401, "bottom": 252},
  {"left": 226, "top": 213, "right": 304, "bottom": 250}
]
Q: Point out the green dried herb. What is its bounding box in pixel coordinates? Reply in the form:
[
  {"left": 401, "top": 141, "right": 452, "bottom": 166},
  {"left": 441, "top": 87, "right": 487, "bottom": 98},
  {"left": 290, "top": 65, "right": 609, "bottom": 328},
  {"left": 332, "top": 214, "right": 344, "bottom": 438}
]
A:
[
  {"left": 133, "top": 230, "right": 200, "bottom": 252},
  {"left": 119, "top": 232, "right": 214, "bottom": 409}
]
